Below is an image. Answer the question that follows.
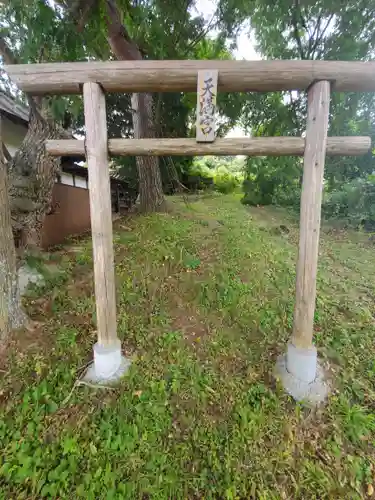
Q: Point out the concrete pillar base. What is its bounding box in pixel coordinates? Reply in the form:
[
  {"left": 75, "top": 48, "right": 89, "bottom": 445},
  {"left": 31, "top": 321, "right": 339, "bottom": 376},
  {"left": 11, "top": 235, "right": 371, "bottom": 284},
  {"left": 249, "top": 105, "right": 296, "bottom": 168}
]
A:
[
  {"left": 275, "top": 343, "right": 329, "bottom": 404},
  {"left": 287, "top": 343, "right": 317, "bottom": 382},
  {"left": 83, "top": 340, "right": 131, "bottom": 385}
]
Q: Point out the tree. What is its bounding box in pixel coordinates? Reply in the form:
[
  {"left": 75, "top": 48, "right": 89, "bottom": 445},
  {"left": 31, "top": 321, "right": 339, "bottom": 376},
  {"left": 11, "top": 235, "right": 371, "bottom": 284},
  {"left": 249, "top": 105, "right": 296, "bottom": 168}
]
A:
[
  {"left": 0, "top": 119, "right": 25, "bottom": 337},
  {"left": 67, "top": 0, "right": 243, "bottom": 209},
  {"left": 1, "top": 0, "right": 246, "bottom": 217},
  {"left": 99, "top": 0, "right": 165, "bottom": 211},
  {"left": 0, "top": 1, "right": 76, "bottom": 249},
  {"left": 247, "top": 0, "right": 375, "bottom": 191},
  {"left": 233, "top": 0, "right": 375, "bottom": 204}
]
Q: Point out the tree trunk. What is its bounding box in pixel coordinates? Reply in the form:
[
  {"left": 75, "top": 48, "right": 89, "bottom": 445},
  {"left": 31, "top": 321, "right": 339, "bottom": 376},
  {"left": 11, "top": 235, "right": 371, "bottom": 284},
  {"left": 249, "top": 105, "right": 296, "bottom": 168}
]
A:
[
  {"left": 0, "top": 136, "right": 25, "bottom": 338},
  {"left": 0, "top": 37, "right": 64, "bottom": 250},
  {"left": 154, "top": 93, "right": 184, "bottom": 194},
  {"left": 8, "top": 107, "right": 62, "bottom": 249},
  {"left": 104, "top": 0, "right": 165, "bottom": 212},
  {"left": 131, "top": 93, "right": 165, "bottom": 210}
]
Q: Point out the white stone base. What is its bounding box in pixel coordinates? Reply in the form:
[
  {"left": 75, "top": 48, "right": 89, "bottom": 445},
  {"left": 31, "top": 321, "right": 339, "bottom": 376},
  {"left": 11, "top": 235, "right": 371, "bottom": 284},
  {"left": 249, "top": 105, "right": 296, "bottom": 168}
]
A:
[
  {"left": 18, "top": 265, "right": 44, "bottom": 295},
  {"left": 287, "top": 343, "right": 317, "bottom": 383},
  {"left": 275, "top": 343, "right": 329, "bottom": 404},
  {"left": 83, "top": 340, "right": 131, "bottom": 385}
]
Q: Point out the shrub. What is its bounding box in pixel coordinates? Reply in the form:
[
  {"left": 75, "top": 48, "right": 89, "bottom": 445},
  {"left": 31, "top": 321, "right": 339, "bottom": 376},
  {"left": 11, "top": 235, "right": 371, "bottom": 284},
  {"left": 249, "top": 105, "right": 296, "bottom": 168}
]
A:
[
  {"left": 241, "top": 157, "right": 301, "bottom": 207},
  {"left": 182, "top": 162, "right": 214, "bottom": 191},
  {"left": 322, "top": 175, "right": 375, "bottom": 230},
  {"left": 183, "top": 160, "right": 240, "bottom": 194},
  {"left": 213, "top": 172, "right": 239, "bottom": 194},
  {"left": 241, "top": 176, "right": 301, "bottom": 207},
  {"left": 272, "top": 183, "right": 301, "bottom": 209},
  {"left": 241, "top": 179, "right": 270, "bottom": 205}
]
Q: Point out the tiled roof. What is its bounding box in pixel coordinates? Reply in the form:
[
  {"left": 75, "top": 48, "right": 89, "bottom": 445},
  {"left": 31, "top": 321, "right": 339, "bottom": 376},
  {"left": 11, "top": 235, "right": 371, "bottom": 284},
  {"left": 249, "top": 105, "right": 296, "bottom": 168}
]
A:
[{"left": 0, "top": 90, "right": 29, "bottom": 122}]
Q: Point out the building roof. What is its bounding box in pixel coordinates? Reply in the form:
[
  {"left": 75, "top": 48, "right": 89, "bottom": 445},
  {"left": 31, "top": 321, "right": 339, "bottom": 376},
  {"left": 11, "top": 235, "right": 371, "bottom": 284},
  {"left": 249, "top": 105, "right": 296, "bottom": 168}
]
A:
[
  {"left": 0, "top": 90, "right": 29, "bottom": 123},
  {"left": 61, "top": 160, "right": 128, "bottom": 187},
  {"left": 0, "top": 91, "right": 128, "bottom": 186}
]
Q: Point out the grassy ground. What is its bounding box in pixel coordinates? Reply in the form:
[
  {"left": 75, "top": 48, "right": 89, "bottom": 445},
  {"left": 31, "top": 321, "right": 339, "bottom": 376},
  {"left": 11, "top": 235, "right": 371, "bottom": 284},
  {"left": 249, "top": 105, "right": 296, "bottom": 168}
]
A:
[{"left": 1, "top": 193, "right": 375, "bottom": 498}]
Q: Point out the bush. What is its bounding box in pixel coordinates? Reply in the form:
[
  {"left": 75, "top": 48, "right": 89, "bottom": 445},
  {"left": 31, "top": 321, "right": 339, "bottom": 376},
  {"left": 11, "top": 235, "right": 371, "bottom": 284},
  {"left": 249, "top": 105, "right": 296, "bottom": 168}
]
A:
[
  {"left": 241, "top": 178, "right": 273, "bottom": 205},
  {"left": 241, "top": 176, "right": 301, "bottom": 207},
  {"left": 183, "top": 160, "right": 240, "bottom": 194},
  {"left": 272, "top": 183, "right": 301, "bottom": 209},
  {"left": 322, "top": 175, "right": 375, "bottom": 230},
  {"left": 182, "top": 162, "right": 214, "bottom": 191},
  {"left": 213, "top": 172, "right": 239, "bottom": 194},
  {"left": 241, "top": 157, "right": 301, "bottom": 207}
]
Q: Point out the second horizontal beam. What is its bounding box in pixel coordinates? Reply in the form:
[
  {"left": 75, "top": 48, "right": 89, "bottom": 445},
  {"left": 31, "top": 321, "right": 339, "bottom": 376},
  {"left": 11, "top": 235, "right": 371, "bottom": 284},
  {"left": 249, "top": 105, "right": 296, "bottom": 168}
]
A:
[{"left": 46, "top": 137, "right": 371, "bottom": 157}]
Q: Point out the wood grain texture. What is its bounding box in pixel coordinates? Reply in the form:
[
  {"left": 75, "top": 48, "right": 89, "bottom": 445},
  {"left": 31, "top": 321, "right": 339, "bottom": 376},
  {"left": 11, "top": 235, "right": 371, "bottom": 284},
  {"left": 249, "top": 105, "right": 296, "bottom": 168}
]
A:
[
  {"left": 5, "top": 60, "right": 375, "bottom": 94},
  {"left": 45, "top": 136, "right": 371, "bottom": 157},
  {"left": 292, "top": 81, "right": 330, "bottom": 349},
  {"left": 83, "top": 82, "right": 118, "bottom": 347},
  {"left": 196, "top": 70, "right": 218, "bottom": 142}
]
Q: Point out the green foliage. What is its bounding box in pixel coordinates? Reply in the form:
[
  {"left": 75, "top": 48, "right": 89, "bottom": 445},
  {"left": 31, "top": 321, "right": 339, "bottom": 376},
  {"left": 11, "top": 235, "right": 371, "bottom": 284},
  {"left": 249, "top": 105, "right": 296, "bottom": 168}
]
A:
[
  {"left": 182, "top": 160, "right": 214, "bottom": 191},
  {"left": 214, "top": 171, "right": 239, "bottom": 194},
  {"left": 323, "top": 175, "right": 375, "bottom": 229},
  {"left": 242, "top": 156, "right": 301, "bottom": 206},
  {"left": 185, "top": 156, "right": 243, "bottom": 193},
  {"left": 238, "top": 0, "right": 375, "bottom": 210},
  {"left": 335, "top": 396, "right": 375, "bottom": 445},
  {"left": 189, "top": 161, "right": 214, "bottom": 178},
  {"left": 183, "top": 254, "right": 201, "bottom": 270}
]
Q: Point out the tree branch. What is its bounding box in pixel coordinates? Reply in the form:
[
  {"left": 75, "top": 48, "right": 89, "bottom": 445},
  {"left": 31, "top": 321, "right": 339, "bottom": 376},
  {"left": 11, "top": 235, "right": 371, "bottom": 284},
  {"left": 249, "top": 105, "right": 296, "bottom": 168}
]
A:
[
  {"left": 183, "top": 12, "right": 219, "bottom": 56},
  {"left": 307, "top": 11, "right": 322, "bottom": 57},
  {"left": 170, "top": 0, "right": 192, "bottom": 54},
  {"left": 310, "top": 14, "right": 334, "bottom": 58},
  {"left": 291, "top": 1, "right": 305, "bottom": 59},
  {"left": 76, "top": 0, "right": 98, "bottom": 32},
  {"left": 104, "top": 0, "right": 142, "bottom": 60},
  {"left": 55, "top": 0, "right": 98, "bottom": 32}
]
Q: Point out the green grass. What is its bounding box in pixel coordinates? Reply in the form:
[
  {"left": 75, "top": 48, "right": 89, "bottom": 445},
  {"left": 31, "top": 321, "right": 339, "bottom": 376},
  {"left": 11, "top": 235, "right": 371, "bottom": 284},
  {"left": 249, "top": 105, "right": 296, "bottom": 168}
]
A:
[{"left": 1, "top": 193, "right": 375, "bottom": 498}]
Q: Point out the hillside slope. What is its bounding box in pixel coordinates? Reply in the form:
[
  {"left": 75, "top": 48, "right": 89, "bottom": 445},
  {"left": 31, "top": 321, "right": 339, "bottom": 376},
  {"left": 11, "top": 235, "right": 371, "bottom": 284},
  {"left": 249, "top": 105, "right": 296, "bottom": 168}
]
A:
[{"left": 1, "top": 194, "right": 374, "bottom": 498}]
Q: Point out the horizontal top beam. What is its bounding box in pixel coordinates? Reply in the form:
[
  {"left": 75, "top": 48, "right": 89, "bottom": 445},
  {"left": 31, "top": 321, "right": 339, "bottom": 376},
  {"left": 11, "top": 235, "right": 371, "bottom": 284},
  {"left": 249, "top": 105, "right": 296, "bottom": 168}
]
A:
[
  {"left": 45, "top": 136, "right": 371, "bottom": 157},
  {"left": 5, "top": 60, "right": 375, "bottom": 94}
]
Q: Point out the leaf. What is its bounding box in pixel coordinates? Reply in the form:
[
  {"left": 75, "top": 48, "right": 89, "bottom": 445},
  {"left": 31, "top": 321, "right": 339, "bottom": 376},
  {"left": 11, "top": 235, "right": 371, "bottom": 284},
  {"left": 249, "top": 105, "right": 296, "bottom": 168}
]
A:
[
  {"left": 183, "top": 255, "right": 201, "bottom": 270},
  {"left": 89, "top": 443, "right": 97, "bottom": 455}
]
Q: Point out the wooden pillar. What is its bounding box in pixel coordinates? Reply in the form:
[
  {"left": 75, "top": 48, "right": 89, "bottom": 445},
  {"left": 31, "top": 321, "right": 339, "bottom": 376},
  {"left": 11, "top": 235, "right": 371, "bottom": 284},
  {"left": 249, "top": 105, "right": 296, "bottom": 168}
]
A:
[
  {"left": 116, "top": 184, "right": 120, "bottom": 213},
  {"left": 292, "top": 81, "right": 330, "bottom": 349},
  {"left": 83, "top": 82, "right": 118, "bottom": 347}
]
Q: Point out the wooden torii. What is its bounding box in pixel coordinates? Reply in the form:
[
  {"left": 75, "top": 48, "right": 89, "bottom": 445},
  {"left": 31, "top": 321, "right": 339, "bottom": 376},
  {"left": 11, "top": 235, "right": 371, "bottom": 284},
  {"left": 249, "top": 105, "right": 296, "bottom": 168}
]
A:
[{"left": 5, "top": 60, "right": 372, "bottom": 400}]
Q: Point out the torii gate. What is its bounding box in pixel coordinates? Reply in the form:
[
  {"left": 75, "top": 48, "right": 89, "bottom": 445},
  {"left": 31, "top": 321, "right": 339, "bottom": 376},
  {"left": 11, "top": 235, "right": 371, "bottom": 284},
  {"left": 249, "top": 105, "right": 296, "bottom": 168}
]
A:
[{"left": 6, "top": 60, "right": 372, "bottom": 403}]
